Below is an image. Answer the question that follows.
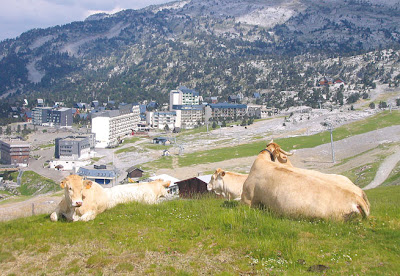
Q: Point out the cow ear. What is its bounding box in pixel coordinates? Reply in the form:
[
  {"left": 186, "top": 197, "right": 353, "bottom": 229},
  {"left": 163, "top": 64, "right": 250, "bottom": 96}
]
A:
[
  {"left": 83, "top": 180, "right": 93, "bottom": 189},
  {"left": 163, "top": 181, "right": 171, "bottom": 188},
  {"left": 221, "top": 171, "right": 226, "bottom": 177},
  {"left": 60, "top": 179, "right": 67, "bottom": 189}
]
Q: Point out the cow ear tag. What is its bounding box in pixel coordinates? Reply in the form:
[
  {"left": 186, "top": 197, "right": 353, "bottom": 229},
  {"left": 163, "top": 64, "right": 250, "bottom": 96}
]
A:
[
  {"left": 60, "top": 180, "right": 66, "bottom": 189},
  {"left": 84, "top": 180, "right": 93, "bottom": 189}
]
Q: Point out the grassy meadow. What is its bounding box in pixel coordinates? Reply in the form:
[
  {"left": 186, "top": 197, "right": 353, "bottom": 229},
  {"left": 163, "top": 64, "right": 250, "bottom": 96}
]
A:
[{"left": 0, "top": 186, "right": 399, "bottom": 275}]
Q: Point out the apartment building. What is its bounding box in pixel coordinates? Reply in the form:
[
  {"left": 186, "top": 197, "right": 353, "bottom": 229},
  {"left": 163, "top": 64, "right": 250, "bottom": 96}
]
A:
[
  {"left": 204, "top": 103, "right": 248, "bottom": 122},
  {"left": 91, "top": 104, "right": 140, "bottom": 148},
  {"left": 32, "top": 107, "right": 73, "bottom": 127},
  {"left": 146, "top": 111, "right": 179, "bottom": 130},
  {"left": 172, "top": 105, "right": 204, "bottom": 129},
  {"left": 169, "top": 86, "right": 202, "bottom": 111},
  {"left": 0, "top": 139, "right": 30, "bottom": 167},
  {"left": 54, "top": 134, "right": 96, "bottom": 160}
]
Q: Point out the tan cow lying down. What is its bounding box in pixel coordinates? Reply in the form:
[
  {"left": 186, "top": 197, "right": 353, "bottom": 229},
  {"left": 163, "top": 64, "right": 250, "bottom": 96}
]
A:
[
  {"left": 265, "top": 141, "right": 370, "bottom": 214},
  {"left": 241, "top": 146, "right": 370, "bottom": 220},
  {"left": 207, "top": 168, "right": 248, "bottom": 200},
  {"left": 50, "top": 175, "right": 170, "bottom": 222}
]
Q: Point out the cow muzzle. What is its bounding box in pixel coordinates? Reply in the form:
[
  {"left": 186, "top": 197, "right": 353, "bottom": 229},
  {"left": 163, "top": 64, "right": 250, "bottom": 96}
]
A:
[{"left": 72, "top": 201, "right": 83, "bottom": 207}]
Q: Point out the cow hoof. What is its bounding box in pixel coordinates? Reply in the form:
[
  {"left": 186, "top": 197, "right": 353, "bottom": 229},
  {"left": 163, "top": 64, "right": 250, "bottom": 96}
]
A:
[{"left": 50, "top": 212, "right": 58, "bottom": 222}]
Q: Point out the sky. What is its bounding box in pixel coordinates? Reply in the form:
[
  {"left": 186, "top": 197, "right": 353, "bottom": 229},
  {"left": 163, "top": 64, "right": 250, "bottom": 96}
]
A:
[{"left": 0, "top": 0, "right": 172, "bottom": 41}]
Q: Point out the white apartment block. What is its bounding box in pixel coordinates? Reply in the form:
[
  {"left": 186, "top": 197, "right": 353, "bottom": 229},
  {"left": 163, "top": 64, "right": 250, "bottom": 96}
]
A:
[
  {"left": 169, "top": 86, "right": 202, "bottom": 111},
  {"left": 91, "top": 104, "right": 140, "bottom": 148},
  {"left": 146, "top": 111, "right": 180, "bottom": 130},
  {"left": 172, "top": 105, "right": 204, "bottom": 129}
]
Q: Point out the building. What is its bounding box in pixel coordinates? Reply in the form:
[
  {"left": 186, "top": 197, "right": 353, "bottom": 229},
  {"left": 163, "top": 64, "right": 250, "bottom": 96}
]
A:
[
  {"left": 146, "top": 111, "right": 179, "bottom": 130},
  {"left": 32, "top": 107, "right": 73, "bottom": 127},
  {"left": 54, "top": 134, "right": 96, "bottom": 160},
  {"left": 126, "top": 167, "right": 144, "bottom": 179},
  {"left": 0, "top": 139, "right": 30, "bottom": 167},
  {"left": 319, "top": 77, "right": 334, "bottom": 86},
  {"left": 205, "top": 103, "right": 248, "bottom": 122},
  {"left": 175, "top": 175, "right": 212, "bottom": 198},
  {"left": 152, "top": 137, "right": 171, "bottom": 145},
  {"left": 91, "top": 104, "right": 140, "bottom": 148},
  {"left": 169, "top": 86, "right": 201, "bottom": 111},
  {"left": 77, "top": 165, "right": 117, "bottom": 186},
  {"left": 172, "top": 105, "right": 204, "bottom": 129}
]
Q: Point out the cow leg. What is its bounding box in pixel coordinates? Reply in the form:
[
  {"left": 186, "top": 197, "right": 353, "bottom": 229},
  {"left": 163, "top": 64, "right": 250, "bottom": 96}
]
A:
[
  {"left": 78, "top": 211, "right": 97, "bottom": 222},
  {"left": 50, "top": 198, "right": 67, "bottom": 222}
]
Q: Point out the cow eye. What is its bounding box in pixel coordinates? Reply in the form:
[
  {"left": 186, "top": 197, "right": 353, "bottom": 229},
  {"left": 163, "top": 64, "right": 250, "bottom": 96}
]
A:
[{"left": 69, "top": 187, "right": 72, "bottom": 190}]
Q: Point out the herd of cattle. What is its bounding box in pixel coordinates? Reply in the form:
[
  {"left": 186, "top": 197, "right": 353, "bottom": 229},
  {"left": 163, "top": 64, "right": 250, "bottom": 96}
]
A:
[{"left": 50, "top": 141, "right": 370, "bottom": 222}]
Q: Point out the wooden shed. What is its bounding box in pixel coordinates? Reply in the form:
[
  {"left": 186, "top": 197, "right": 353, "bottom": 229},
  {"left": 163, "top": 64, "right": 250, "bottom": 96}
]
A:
[
  {"left": 176, "top": 175, "right": 212, "bottom": 198},
  {"left": 126, "top": 167, "right": 144, "bottom": 178}
]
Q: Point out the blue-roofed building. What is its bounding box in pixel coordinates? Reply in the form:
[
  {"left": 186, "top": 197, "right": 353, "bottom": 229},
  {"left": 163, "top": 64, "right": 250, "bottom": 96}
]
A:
[
  {"left": 77, "top": 165, "right": 117, "bottom": 186},
  {"left": 253, "top": 92, "right": 261, "bottom": 99},
  {"left": 169, "top": 86, "right": 202, "bottom": 111},
  {"left": 205, "top": 103, "right": 247, "bottom": 122}
]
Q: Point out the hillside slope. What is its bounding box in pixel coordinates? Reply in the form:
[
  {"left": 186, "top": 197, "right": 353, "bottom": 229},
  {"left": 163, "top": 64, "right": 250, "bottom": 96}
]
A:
[{"left": 0, "top": 0, "right": 399, "bottom": 107}]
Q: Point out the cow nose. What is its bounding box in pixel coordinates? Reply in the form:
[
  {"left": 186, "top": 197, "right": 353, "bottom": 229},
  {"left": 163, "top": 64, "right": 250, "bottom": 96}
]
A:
[{"left": 76, "top": 201, "right": 82, "bottom": 207}]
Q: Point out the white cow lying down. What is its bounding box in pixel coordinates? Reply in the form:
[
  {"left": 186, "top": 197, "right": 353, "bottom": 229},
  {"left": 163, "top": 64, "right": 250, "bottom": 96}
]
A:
[{"left": 50, "top": 175, "right": 170, "bottom": 222}]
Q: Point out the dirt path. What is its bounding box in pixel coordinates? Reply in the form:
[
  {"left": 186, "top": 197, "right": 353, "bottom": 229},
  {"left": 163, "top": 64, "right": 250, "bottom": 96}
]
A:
[
  {"left": 0, "top": 193, "right": 62, "bottom": 222},
  {"left": 363, "top": 147, "right": 400, "bottom": 190}
]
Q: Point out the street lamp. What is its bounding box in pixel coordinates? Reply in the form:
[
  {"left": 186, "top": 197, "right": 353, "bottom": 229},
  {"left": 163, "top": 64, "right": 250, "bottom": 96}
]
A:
[{"left": 327, "top": 123, "right": 335, "bottom": 163}]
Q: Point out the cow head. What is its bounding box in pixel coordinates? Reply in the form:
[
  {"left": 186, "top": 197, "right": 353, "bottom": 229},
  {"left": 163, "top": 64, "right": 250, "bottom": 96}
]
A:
[
  {"left": 208, "top": 168, "right": 225, "bottom": 195},
  {"left": 60, "top": 175, "right": 92, "bottom": 207},
  {"left": 150, "top": 179, "right": 171, "bottom": 197},
  {"left": 264, "top": 140, "right": 294, "bottom": 166}
]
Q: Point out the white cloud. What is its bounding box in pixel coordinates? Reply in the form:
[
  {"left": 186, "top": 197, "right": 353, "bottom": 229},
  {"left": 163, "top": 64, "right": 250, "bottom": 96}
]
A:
[{"left": 0, "top": 0, "right": 172, "bottom": 41}]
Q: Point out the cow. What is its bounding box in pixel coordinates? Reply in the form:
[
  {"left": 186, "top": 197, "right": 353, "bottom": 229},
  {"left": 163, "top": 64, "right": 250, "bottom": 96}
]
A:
[
  {"left": 264, "top": 141, "right": 370, "bottom": 214},
  {"left": 264, "top": 140, "right": 294, "bottom": 167},
  {"left": 241, "top": 147, "right": 370, "bottom": 220},
  {"left": 207, "top": 168, "right": 248, "bottom": 200},
  {"left": 106, "top": 179, "right": 171, "bottom": 208},
  {"left": 50, "top": 175, "right": 170, "bottom": 222}
]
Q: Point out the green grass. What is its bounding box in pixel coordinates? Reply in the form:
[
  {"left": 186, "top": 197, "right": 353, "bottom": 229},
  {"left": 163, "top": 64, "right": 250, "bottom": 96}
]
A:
[
  {"left": 115, "top": 146, "right": 146, "bottom": 154},
  {"left": 0, "top": 186, "right": 399, "bottom": 275},
  {"left": 10, "top": 171, "right": 60, "bottom": 196},
  {"left": 37, "top": 143, "right": 55, "bottom": 150},
  {"left": 173, "top": 110, "right": 400, "bottom": 167},
  {"left": 121, "top": 137, "right": 142, "bottom": 145}
]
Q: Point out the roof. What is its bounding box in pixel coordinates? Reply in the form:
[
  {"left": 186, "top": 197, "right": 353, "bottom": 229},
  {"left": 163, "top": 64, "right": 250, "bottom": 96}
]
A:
[
  {"left": 126, "top": 166, "right": 144, "bottom": 173},
  {"left": 196, "top": 175, "right": 212, "bottom": 183},
  {"left": 178, "top": 86, "right": 199, "bottom": 96},
  {"left": 0, "top": 139, "right": 30, "bottom": 147},
  {"left": 77, "top": 167, "right": 117, "bottom": 178},
  {"left": 209, "top": 103, "right": 247, "bottom": 109},
  {"left": 149, "top": 174, "right": 180, "bottom": 186},
  {"left": 153, "top": 137, "right": 169, "bottom": 141},
  {"left": 172, "top": 105, "right": 203, "bottom": 111}
]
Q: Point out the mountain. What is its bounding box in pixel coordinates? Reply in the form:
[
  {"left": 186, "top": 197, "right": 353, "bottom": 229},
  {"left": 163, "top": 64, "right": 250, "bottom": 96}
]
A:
[{"left": 0, "top": 0, "right": 399, "bottom": 108}]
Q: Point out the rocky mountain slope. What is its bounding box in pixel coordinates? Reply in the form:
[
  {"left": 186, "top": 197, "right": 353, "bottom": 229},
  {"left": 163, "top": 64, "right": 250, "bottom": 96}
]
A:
[{"left": 0, "top": 0, "right": 399, "bottom": 107}]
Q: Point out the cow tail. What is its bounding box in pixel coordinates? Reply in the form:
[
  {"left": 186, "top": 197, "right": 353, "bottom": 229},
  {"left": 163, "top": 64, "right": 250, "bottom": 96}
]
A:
[
  {"left": 361, "top": 191, "right": 371, "bottom": 215},
  {"left": 356, "top": 194, "right": 370, "bottom": 218}
]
